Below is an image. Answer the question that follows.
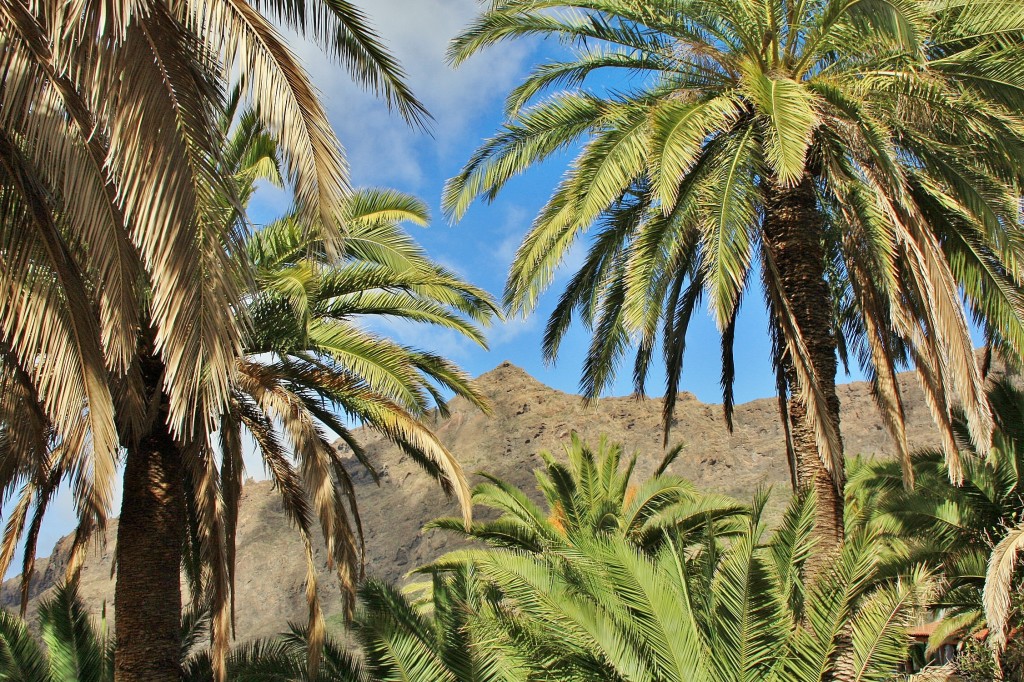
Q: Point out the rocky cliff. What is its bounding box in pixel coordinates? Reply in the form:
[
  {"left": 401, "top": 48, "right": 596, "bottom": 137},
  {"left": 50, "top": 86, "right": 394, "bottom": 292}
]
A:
[{"left": 1, "top": 362, "right": 944, "bottom": 640}]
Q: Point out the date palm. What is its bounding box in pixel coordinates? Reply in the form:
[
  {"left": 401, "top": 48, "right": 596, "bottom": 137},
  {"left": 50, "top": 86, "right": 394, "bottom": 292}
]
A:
[
  {"left": 427, "top": 434, "right": 745, "bottom": 553},
  {"left": 0, "top": 59, "right": 486, "bottom": 682},
  {"left": 0, "top": 0, "right": 422, "bottom": 678},
  {"left": 427, "top": 492, "right": 931, "bottom": 682},
  {"left": 203, "top": 184, "right": 497, "bottom": 658},
  {"left": 445, "top": 0, "right": 1024, "bottom": 573},
  {"left": 0, "top": 0, "right": 428, "bottom": 515}
]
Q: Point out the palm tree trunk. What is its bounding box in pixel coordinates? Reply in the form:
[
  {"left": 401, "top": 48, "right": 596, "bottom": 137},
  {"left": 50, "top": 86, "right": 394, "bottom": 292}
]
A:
[
  {"left": 114, "top": 352, "right": 184, "bottom": 682},
  {"left": 763, "top": 176, "right": 845, "bottom": 577}
]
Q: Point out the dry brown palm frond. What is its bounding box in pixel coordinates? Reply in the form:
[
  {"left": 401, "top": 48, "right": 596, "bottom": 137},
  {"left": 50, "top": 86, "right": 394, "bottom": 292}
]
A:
[
  {"left": 0, "top": 22, "right": 149, "bottom": 436},
  {"left": 324, "top": 444, "right": 366, "bottom": 587},
  {"left": 218, "top": 405, "right": 244, "bottom": 632},
  {"left": 894, "top": 301, "right": 964, "bottom": 482},
  {"left": 17, "top": 455, "right": 64, "bottom": 615},
  {"left": 344, "top": 390, "right": 473, "bottom": 526},
  {"left": 0, "top": 478, "right": 35, "bottom": 590},
  {"left": 868, "top": 171, "right": 993, "bottom": 462},
  {"left": 234, "top": 395, "right": 329, "bottom": 673},
  {"left": 985, "top": 521, "right": 1024, "bottom": 651},
  {"left": 64, "top": 512, "right": 102, "bottom": 586},
  {"left": 182, "top": 439, "right": 232, "bottom": 681},
  {"left": 238, "top": 364, "right": 358, "bottom": 548},
  {"left": 0, "top": 346, "right": 107, "bottom": 597},
  {"left": 0, "top": 43, "right": 143, "bottom": 377},
  {"left": 196, "top": 0, "right": 350, "bottom": 252},
  {"left": 0, "top": 127, "right": 120, "bottom": 516},
  {"left": 846, "top": 255, "right": 913, "bottom": 486},
  {"left": 110, "top": 14, "right": 247, "bottom": 441},
  {"left": 827, "top": 167, "right": 915, "bottom": 487},
  {"left": 234, "top": 362, "right": 360, "bottom": 597},
  {"left": 0, "top": 345, "right": 50, "bottom": 482},
  {"left": 903, "top": 213, "right": 992, "bottom": 451},
  {"left": 301, "top": 534, "right": 326, "bottom": 677}
]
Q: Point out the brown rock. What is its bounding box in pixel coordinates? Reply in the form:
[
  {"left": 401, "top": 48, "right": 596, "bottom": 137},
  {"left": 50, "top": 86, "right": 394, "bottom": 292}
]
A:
[{"left": 2, "top": 361, "right": 944, "bottom": 640}]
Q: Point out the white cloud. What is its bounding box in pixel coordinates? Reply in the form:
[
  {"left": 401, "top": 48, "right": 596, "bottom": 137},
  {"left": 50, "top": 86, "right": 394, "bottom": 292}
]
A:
[
  {"left": 291, "top": 0, "right": 536, "bottom": 191},
  {"left": 488, "top": 314, "right": 539, "bottom": 347}
]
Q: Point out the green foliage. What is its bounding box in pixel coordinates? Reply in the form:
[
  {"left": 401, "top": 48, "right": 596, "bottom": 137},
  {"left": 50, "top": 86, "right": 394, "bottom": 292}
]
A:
[
  {"left": 0, "top": 582, "right": 111, "bottom": 682},
  {"left": 445, "top": 0, "right": 1024, "bottom": 498},
  {"left": 0, "top": 582, "right": 219, "bottom": 682},
  {"left": 955, "top": 637, "right": 1001, "bottom": 682},
  {"left": 848, "top": 375, "right": 1024, "bottom": 656},
  {"left": 423, "top": 492, "right": 930, "bottom": 682},
  {"left": 225, "top": 440, "right": 929, "bottom": 682},
  {"left": 426, "top": 434, "right": 746, "bottom": 553}
]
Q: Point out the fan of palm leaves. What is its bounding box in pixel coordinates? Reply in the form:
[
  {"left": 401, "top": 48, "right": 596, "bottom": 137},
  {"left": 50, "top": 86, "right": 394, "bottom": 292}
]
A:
[
  {"left": 849, "top": 374, "right": 1024, "bottom": 657},
  {"left": 426, "top": 434, "right": 746, "bottom": 553},
  {"left": 419, "top": 491, "right": 933, "bottom": 681}
]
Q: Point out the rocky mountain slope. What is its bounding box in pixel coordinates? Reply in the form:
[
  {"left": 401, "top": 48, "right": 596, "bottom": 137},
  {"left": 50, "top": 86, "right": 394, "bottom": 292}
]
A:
[{"left": 2, "top": 362, "right": 944, "bottom": 640}]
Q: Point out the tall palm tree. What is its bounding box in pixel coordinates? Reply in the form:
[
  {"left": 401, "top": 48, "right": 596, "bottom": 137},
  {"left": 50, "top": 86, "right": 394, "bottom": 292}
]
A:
[
  {"left": 0, "top": 77, "right": 493, "bottom": 682},
  {"left": 444, "top": 0, "right": 1024, "bottom": 572},
  {"left": 0, "top": 0, "right": 429, "bottom": 538},
  {"left": 0, "top": 2, "right": 425, "bottom": 679},
  {"left": 198, "top": 184, "right": 498, "bottom": 667},
  {"left": 427, "top": 434, "right": 745, "bottom": 553}
]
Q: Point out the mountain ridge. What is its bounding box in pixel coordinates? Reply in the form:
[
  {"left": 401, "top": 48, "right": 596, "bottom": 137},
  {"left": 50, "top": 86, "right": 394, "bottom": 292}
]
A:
[{"left": 2, "top": 360, "right": 944, "bottom": 640}]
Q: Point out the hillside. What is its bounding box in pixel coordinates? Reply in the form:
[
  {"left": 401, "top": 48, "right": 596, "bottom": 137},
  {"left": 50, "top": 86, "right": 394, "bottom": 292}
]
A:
[{"left": 1, "top": 361, "right": 944, "bottom": 640}]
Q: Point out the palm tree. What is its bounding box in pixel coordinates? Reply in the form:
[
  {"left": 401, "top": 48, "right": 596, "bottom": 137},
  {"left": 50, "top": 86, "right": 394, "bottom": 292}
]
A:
[
  {"left": 0, "top": 80, "right": 494, "bottom": 682},
  {"left": 422, "top": 491, "right": 930, "bottom": 681},
  {"left": 444, "top": 0, "right": 1024, "bottom": 572},
  {"left": 199, "top": 184, "right": 498, "bottom": 659},
  {"left": 427, "top": 434, "right": 745, "bottom": 553},
  {"left": 0, "top": 0, "right": 428, "bottom": 547},
  {"left": 848, "top": 375, "right": 1024, "bottom": 663},
  {"left": 0, "top": 2, "right": 424, "bottom": 679}
]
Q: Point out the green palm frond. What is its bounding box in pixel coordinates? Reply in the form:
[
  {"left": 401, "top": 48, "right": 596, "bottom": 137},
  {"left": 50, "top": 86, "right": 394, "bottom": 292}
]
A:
[
  {"left": 428, "top": 435, "right": 745, "bottom": 556},
  {"left": 0, "top": 607, "right": 49, "bottom": 682},
  {"left": 445, "top": 0, "right": 1024, "bottom": 565}
]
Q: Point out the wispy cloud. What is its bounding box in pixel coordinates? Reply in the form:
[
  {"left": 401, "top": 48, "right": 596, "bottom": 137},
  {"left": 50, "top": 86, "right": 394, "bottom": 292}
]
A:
[{"left": 292, "top": 0, "right": 536, "bottom": 191}]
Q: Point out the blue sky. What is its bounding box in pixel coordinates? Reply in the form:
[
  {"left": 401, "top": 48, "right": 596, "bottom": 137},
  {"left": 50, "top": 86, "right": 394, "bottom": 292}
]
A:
[
  {"left": 253, "top": 0, "right": 793, "bottom": 406},
  {"left": 7, "top": 0, "right": 866, "bottom": 575}
]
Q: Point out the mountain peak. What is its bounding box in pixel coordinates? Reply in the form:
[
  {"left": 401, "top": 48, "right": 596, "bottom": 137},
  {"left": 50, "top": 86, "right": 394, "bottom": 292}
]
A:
[{"left": 474, "top": 361, "right": 548, "bottom": 391}]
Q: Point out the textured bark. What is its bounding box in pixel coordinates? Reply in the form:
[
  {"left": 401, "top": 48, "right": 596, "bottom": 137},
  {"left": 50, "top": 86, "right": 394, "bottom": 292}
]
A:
[
  {"left": 763, "top": 177, "right": 845, "bottom": 578},
  {"left": 114, "top": 352, "right": 184, "bottom": 682}
]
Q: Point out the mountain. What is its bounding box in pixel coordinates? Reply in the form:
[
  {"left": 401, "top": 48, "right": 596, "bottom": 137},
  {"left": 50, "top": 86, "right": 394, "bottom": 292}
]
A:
[{"left": 1, "top": 361, "right": 944, "bottom": 640}]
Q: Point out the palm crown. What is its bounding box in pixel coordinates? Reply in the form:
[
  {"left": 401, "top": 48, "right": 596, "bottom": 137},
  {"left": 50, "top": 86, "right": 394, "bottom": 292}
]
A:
[
  {"left": 427, "top": 434, "right": 745, "bottom": 553},
  {"left": 420, "top": 491, "right": 930, "bottom": 682},
  {"left": 444, "top": 0, "right": 1024, "bottom": 564},
  {"left": 849, "top": 374, "right": 1024, "bottom": 653}
]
